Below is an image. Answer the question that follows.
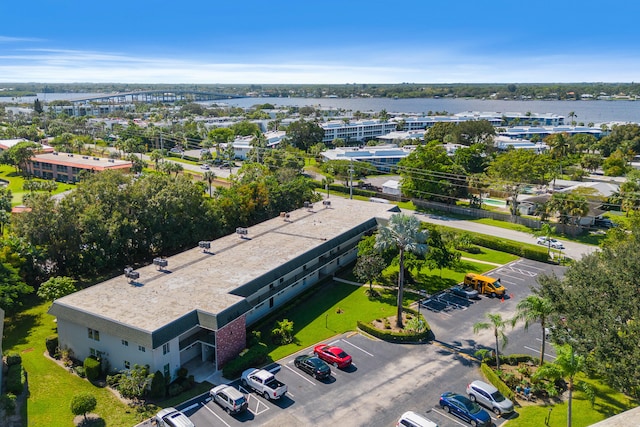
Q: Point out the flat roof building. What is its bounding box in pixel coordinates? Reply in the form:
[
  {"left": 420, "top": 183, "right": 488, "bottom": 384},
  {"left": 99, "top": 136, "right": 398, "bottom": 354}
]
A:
[
  {"left": 28, "top": 152, "right": 133, "bottom": 183},
  {"left": 321, "top": 145, "right": 413, "bottom": 172},
  {"left": 49, "top": 198, "right": 399, "bottom": 381}
]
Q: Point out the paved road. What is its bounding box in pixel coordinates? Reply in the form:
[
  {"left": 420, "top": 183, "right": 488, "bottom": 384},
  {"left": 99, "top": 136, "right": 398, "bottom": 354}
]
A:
[{"left": 405, "top": 209, "right": 598, "bottom": 261}]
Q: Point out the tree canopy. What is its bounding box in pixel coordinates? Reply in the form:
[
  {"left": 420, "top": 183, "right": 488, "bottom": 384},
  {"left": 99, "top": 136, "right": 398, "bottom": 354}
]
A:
[
  {"left": 539, "top": 222, "right": 640, "bottom": 396},
  {"left": 283, "top": 120, "right": 324, "bottom": 152},
  {"left": 399, "top": 141, "right": 468, "bottom": 203}
]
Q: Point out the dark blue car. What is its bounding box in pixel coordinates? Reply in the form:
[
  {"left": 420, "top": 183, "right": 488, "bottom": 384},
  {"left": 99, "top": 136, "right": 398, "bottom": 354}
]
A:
[{"left": 439, "top": 392, "right": 491, "bottom": 427}]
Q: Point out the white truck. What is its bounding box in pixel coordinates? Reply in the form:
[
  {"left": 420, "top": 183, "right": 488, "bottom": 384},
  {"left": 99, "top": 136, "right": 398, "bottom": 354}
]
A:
[{"left": 241, "top": 368, "right": 288, "bottom": 400}]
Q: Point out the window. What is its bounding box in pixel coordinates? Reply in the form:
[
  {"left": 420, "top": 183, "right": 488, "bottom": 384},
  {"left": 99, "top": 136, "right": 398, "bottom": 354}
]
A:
[
  {"left": 164, "top": 363, "right": 170, "bottom": 380},
  {"left": 89, "top": 348, "right": 96, "bottom": 357},
  {"left": 121, "top": 339, "right": 128, "bottom": 346},
  {"left": 124, "top": 360, "right": 130, "bottom": 369},
  {"left": 163, "top": 343, "right": 170, "bottom": 355},
  {"left": 138, "top": 345, "right": 146, "bottom": 352},
  {"left": 94, "top": 330, "right": 100, "bottom": 341},
  {"left": 88, "top": 328, "right": 100, "bottom": 341}
]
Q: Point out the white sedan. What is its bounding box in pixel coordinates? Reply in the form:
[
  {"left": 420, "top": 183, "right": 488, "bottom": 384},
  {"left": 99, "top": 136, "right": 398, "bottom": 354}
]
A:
[{"left": 536, "top": 236, "right": 564, "bottom": 249}]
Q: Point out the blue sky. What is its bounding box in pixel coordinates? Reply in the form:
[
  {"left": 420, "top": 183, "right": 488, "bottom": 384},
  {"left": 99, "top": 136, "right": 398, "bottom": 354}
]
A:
[{"left": 1, "top": 0, "right": 639, "bottom": 84}]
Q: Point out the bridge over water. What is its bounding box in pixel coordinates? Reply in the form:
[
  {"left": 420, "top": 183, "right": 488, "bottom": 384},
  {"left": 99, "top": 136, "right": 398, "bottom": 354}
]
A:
[{"left": 69, "top": 90, "right": 245, "bottom": 104}]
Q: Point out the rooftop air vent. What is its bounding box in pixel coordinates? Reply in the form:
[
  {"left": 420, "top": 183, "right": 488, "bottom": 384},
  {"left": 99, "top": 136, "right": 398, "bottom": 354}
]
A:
[
  {"left": 124, "top": 267, "right": 140, "bottom": 283},
  {"left": 198, "top": 241, "right": 211, "bottom": 252},
  {"left": 236, "top": 227, "right": 248, "bottom": 238},
  {"left": 323, "top": 200, "right": 331, "bottom": 208},
  {"left": 153, "top": 257, "right": 168, "bottom": 270}
]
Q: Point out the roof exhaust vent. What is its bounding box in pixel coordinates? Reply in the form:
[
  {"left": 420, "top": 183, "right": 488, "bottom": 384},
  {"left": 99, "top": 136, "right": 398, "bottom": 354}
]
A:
[
  {"left": 153, "top": 257, "right": 168, "bottom": 271},
  {"left": 124, "top": 267, "right": 140, "bottom": 283}
]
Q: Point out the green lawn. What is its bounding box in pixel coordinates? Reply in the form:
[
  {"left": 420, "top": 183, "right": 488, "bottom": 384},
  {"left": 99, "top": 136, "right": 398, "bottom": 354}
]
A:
[
  {"left": 258, "top": 280, "right": 415, "bottom": 361},
  {"left": 505, "top": 375, "right": 637, "bottom": 427},
  {"left": 0, "top": 165, "right": 75, "bottom": 206},
  {"left": 3, "top": 298, "right": 142, "bottom": 427},
  {"left": 458, "top": 246, "right": 519, "bottom": 265}
]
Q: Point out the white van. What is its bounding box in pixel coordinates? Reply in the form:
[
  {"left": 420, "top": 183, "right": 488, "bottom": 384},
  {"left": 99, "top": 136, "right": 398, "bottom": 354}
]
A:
[{"left": 397, "top": 411, "right": 438, "bottom": 427}]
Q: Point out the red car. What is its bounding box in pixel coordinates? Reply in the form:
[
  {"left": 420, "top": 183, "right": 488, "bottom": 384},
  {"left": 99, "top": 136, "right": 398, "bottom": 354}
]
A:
[{"left": 313, "top": 344, "right": 352, "bottom": 368}]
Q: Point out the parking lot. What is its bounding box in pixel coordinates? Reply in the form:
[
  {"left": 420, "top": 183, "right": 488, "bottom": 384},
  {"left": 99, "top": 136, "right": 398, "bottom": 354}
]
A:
[{"left": 166, "top": 259, "right": 565, "bottom": 427}]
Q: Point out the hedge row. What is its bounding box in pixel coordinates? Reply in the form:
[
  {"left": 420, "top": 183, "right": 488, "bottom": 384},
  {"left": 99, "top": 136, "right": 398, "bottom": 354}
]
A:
[
  {"left": 480, "top": 362, "right": 516, "bottom": 400},
  {"left": 222, "top": 342, "right": 269, "bottom": 379},
  {"left": 6, "top": 364, "right": 25, "bottom": 395},
  {"left": 464, "top": 232, "right": 549, "bottom": 262},
  {"left": 485, "top": 353, "right": 539, "bottom": 367},
  {"left": 356, "top": 308, "right": 432, "bottom": 343}
]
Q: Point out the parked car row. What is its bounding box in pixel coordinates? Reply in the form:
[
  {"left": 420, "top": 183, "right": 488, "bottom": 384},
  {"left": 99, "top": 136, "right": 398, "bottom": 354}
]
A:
[
  {"left": 396, "top": 380, "right": 515, "bottom": 427},
  {"left": 204, "top": 343, "right": 354, "bottom": 418}
]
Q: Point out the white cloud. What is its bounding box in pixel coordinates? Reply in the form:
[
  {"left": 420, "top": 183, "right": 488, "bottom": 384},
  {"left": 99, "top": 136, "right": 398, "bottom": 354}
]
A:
[
  {"left": 0, "top": 36, "right": 45, "bottom": 43},
  {"left": 0, "top": 47, "right": 638, "bottom": 84}
]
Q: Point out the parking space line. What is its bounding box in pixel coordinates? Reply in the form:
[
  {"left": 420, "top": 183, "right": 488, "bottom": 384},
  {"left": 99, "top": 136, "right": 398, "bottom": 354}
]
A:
[
  {"left": 201, "top": 402, "right": 231, "bottom": 427},
  {"left": 524, "top": 345, "right": 555, "bottom": 360},
  {"left": 494, "top": 271, "right": 526, "bottom": 282},
  {"left": 514, "top": 263, "right": 548, "bottom": 272},
  {"left": 283, "top": 363, "right": 316, "bottom": 385},
  {"left": 247, "top": 394, "right": 270, "bottom": 416},
  {"left": 430, "top": 407, "right": 469, "bottom": 426},
  {"left": 340, "top": 339, "right": 374, "bottom": 357},
  {"left": 329, "top": 339, "right": 341, "bottom": 345}
]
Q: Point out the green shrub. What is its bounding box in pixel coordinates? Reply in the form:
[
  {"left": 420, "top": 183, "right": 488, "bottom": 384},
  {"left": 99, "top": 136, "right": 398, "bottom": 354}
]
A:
[
  {"left": 357, "top": 313, "right": 432, "bottom": 343},
  {"left": 75, "top": 366, "right": 86, "bottom": 378},
  {"left": 5, "top": 352, "right": 22, "bottom": 366},
  {"left": 45, "top": 335, "right": 59, "bottom": 358},
  {"left": 0, "top": 393, "right": 17, "bottom": 415},
  {"left": 106, "top": 373, "right": 122, "bottom": 387},
  {"left": 222, "top": 342, "right": 269, "bottom": 379},
  {"left": 6, "top": 364, "right": 25, "bottom": 394},
  {"left": 150, "top": 371, "right": 166, "bottom": 399},
  {"left": 83, "top": 356, "right": 101, "bottom": 381},
  {"left": 177, "top": 367, "right": 188, "bottom": 379},
  {"left": 168, "top": 382, "right": 183, "bottom": 397}
]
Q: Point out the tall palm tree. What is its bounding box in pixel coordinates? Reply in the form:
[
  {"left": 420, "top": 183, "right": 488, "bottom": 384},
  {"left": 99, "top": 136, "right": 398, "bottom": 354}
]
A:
[
  {"left": 374, "top": 214, "right": 428, "bottom": 328},
  {"left": 533, "top": 344, "right": 584, "bottom": 427},
  {"left": 203, "top": 170, "right": 216, "bottom": 197},
  {"left": 532, "top": 222, "right": 556, "bottom": 256},
  {"left": 473, "top": 313, "right": 509, "bottom": 371},
  {"left": 512, "top": 295, "right": 554, "bottom": 365},
  {"left": 149, "top": 149, "right": 164, "bottom": 171},
  {"left": 321, "top": 175, "right": 334, "bottom": 198}
]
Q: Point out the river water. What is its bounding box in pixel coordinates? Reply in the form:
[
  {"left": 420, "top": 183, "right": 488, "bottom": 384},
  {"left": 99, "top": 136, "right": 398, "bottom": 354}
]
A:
[{"left": 4, "top": 93, "right": 640, "bottom": 124}]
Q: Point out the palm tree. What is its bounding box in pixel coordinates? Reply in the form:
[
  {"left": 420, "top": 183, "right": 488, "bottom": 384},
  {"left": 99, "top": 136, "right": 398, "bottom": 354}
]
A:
[
  {"left": 149, "top": 149, "right": 164, "bottom": 170},
  {"left": 568, "top": 111, "right": 577, "bottom": 126},
  {"left": 532, "top": 222, "right": 556, "bottom": 256},
  {"left": 321, "top": 175, "right": 334, "bottom": 198},
  {"left": 512, "top": 295, "right": 554, "bottom": 365},
  {"left": 203, "top": 170, "right": 216, "bottom": 197},
  {"left": 374, "top": 214, "right": 428, "bottom": 328},
  {"left": 473, "top": 313, "right": 509, "bottom": 371},
  {"left": 533, "top": 344, "right": 585, "bottom": 427}
]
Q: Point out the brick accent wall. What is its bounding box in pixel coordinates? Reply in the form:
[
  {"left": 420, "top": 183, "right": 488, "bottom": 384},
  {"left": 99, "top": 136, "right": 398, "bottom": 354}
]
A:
[{"left": 216, "top": 315, "right": 247, "bottom": 369}]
